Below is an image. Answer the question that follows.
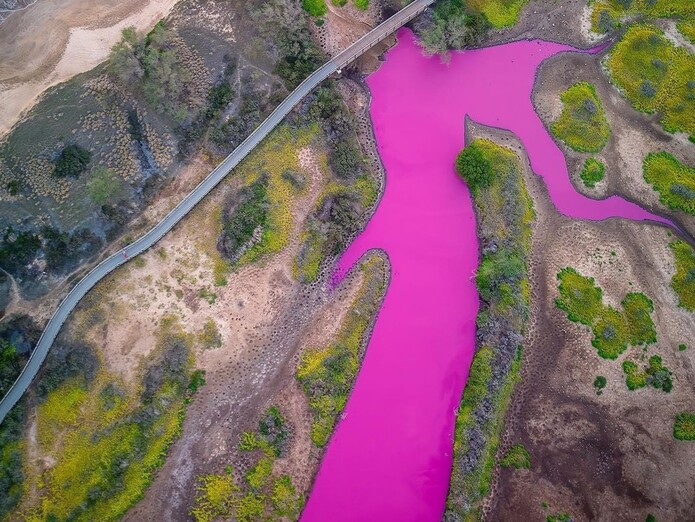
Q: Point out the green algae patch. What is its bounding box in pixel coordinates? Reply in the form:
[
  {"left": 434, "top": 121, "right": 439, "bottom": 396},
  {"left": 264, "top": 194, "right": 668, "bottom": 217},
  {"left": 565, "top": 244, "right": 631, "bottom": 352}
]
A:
[
  {"left": 296, "top": 255, "right": 387, "bottom": 447},
  {"left": 467, "top": 0, "right": 529, "bottom": 28},
  {"left": 550, "top": 82, "right": 610, "bottom": 153},
  {"left": 446, "top": 138, "right": 533, "bottom": 520},
  {"left": 580, "top": 158, "right": 605, "bottom": 188},
  {"left": 643, "top": 152, "right": 695, "bottom": 216},
  {"left": 669, "top": 239, "right": 695, "bottom": 311},
  {"left": 607, "top": 24, "right": 695, "bottom": 135},
  {"left": 556, "top": 268, "right": 656, "bottom": 359}
]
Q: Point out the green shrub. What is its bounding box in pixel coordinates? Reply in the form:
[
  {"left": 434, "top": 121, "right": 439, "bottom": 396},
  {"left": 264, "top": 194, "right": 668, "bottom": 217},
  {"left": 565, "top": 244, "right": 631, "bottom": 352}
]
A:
[
  {"left": 455, "top": 142, "right": 494, "bottom": 194},
  {"left": 500, "top": 443, "right": 531, "bottom": 469},
  {"left": 354, "top": 0, "right": 368, "bottom": 9},
  {"left": 673, "top": 412, "right": 695, "bottom": 440},
  {"left": 555, "top": 267, "right": 603, "bottom": 326},
  {"left": 669, "top": 240, "right": 695, "bottom": 311},
  {"left": 219, "top": 176, "right": 269, "bottom": 262},
  {"left": 550, "top": 82, "right": 610, "bottom": 152},
  {"left": 643, "top": 152, "right": 695, "bottom": 216},
  {"left": 593, "top": 375, "right": 607, "bottom": 394},
  {"left": 466, "top": 0, "right": 529, "bottom": 28},
  {"left": 53, "top": 144, "right": 92, "bottom": 178},
  {"left": 679, "top": 343, "right": 688, "bottom": 351},
  {"left": 580, "top": 158, "right": 605, "bottom": 188}
]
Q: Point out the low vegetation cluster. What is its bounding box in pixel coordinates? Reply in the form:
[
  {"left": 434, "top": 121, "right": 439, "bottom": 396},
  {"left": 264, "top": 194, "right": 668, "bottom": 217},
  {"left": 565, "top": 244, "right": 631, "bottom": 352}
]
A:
[
  {"left": 447, "top": 138, "right": 533, "bottom": 520},
  {"left": 622, "top": 355, "right": 673, "bottom": 392},
  {"left": 550, "top": 82, "right": 610, "bottom": 153},
  {"left": 190, "top": 407, "right": 303, "bottom": 522},
  {"left": 643, "top": 152, "right": 695, "bottom": 216},
  {"left": 499, "top": 443, "right": 531, "bottom": 469},
  {"left": 673, "top": 412, "right": 695, "bottom": 440},
  {"left": 555, "top": 267, "right": 657, "bottom": 359},
  {"left": 579, "top": 158, "right": 606, "bottom": 188},
  {"left": 607, "top": 24, "right": 695, "bottom": 137},
  {"left": 297, "top": 255, "right": 386, "bottom": 447}
]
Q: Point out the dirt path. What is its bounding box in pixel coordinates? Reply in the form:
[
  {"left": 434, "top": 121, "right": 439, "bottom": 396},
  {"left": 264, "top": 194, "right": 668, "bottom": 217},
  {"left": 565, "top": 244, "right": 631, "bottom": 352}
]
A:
[{"left": 0, "top": 0, "right": 180, "bottom": 137}]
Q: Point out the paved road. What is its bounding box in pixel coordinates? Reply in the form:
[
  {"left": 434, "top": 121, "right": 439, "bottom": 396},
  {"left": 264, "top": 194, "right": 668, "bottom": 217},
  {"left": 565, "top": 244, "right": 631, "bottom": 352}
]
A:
[{"left": 0, "top": 0, "right": 434, "bottom": 424}]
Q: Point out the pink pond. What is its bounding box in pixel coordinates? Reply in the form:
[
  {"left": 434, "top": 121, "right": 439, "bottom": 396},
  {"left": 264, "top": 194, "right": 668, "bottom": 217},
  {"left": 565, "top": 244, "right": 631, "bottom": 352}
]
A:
[{"left": 301, "top": 29, "right": 666, "bottom": 522}]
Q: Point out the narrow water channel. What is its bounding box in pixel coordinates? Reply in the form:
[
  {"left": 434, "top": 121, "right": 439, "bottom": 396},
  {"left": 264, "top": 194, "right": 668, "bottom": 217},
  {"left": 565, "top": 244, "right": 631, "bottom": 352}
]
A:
[{"left": 302, "top": 28, "right": 666, "bottom": 521}]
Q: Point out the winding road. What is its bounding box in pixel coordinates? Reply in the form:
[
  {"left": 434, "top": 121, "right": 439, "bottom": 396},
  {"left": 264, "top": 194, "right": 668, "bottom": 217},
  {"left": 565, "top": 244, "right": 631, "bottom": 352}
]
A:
[{"left": 0, "top": 0, "right": 434, "bottom": 424}]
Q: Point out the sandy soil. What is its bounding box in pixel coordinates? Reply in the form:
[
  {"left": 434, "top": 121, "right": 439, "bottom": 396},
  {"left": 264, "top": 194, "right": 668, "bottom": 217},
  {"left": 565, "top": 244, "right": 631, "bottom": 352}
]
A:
[
  {"left": 0, "top": 0, "right": 179, "bottom": 137},
  {"left": 532, "top": 48, "right": 695, "bottom": 241},
  {"left": 469, "top": 124, "right": 695, "bottom": 522}
]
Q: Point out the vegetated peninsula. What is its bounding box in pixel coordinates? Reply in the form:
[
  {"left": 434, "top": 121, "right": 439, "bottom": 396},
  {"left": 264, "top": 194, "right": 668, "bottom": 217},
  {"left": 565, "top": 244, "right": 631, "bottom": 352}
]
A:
[{"left": 0, "top": 0, "right": 694, "bottom": 521}]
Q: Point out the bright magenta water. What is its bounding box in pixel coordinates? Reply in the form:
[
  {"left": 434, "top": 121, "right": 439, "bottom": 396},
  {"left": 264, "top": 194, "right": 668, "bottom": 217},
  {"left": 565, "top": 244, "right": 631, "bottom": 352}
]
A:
[{"left": 301, "top": 29, "right": 666, "bottom": 522}]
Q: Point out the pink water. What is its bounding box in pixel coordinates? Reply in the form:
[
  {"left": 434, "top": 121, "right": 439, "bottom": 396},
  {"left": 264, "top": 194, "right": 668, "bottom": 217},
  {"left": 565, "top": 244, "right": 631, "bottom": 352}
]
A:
[{"left": 301, "top": 29, "right": 667, "bottom": 522}]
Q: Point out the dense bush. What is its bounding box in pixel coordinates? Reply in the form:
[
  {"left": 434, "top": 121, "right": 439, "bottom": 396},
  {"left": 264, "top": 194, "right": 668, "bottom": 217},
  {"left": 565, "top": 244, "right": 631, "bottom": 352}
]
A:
[
  {"left": 550, "top": 82, "right": 610, "bottom": 153},
  {"left": 53, "top": 144, "right": 92, "bottom": 178},
  {"left": 42, "top": 227, "right": 102, "bottom": 273},
  {"left": 37, "top": 341, "right": 99, "bottom": 399},
  {"left": 455, "top": 142, "right": 494, "bottom": 194},
  {"left": 593, "top": 375, "right": 607, "bottom": 394},
  {"left": 0, "top": 339, "right": 21, "bottom": 399},
  {"left": 218, "top": 176, "right": 270, "bottom": 263},
  {"left": 0, "top": 227, "right": 41, "bottom": 276}
]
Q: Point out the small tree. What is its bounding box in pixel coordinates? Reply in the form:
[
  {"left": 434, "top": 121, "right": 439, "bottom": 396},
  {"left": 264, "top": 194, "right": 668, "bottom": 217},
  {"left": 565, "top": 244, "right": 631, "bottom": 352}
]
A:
[
  {"left": 455, "top": 144, "right": 493, "bottom": 193},
  {"left": 53, "top": 144, "right": 92, "bottom": 178}
]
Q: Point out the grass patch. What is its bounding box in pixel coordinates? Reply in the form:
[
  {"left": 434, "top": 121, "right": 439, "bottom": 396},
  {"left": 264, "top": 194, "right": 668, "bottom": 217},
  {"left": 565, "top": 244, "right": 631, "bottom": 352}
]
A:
[
  {"left": 607, "top": 24, "right": 695, "bottom": 135},
  {"left": 555, "top": 268, "right": 656, "bottom": 359},
  {"left": 669, "top": 240, "right": 695, "bottom": 311},
  {"left": 198, "top": 318, "right": 222, "bottom": 349},
  {"left": 499, "top": 443, "right": 531, "bottom": 469},
  {"left": 643, "top": 152, "right": 695, "bottom": 216},
  {"left": 86, "top": 167, "right": 125, "bottom": 205},
  {"left": 297, "top": 255, "right": 386, "bottom": 447},
  {"left": 580, "top": 158, "right": 606, "bottom": 188},
  {"left": 354, "top": 0, "right": 369, "bottom": 9},
  {"left": 550, "top": 82, "right": 610, "bottom": 153},
  {"left": 673, "top": 412, "right": 695, "bottom": 440}
]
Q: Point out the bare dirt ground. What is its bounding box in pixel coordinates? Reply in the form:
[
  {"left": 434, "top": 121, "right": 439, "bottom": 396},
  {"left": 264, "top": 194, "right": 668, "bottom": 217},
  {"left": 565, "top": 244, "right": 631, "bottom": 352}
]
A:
[
  {"left": 471, "top": 124, "right": 695, "bottom": 522},
  {"left": 0, "top": 0, "right": 179, "bottom": 136},
  {"left": 532, "top": 48, "right": 695, "bottom": 241}
]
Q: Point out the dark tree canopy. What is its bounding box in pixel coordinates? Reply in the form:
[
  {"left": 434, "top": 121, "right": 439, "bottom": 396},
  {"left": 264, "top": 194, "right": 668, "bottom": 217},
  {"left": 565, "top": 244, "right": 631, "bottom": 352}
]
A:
[
  {"left": 53, "top": 144, "right": 92, "bottom": 178},
  {"left": 455, "top": 143, "right": 494, "bottom": 193}
]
